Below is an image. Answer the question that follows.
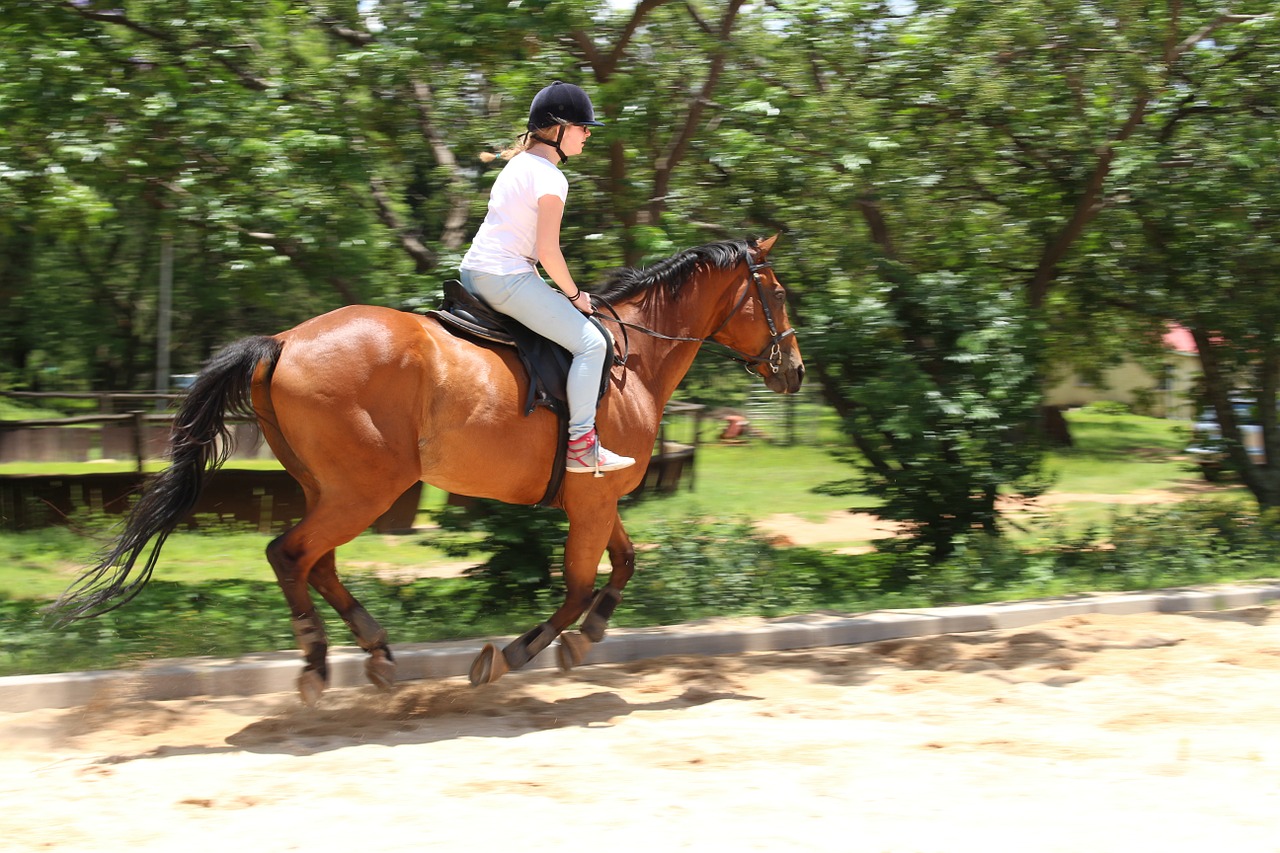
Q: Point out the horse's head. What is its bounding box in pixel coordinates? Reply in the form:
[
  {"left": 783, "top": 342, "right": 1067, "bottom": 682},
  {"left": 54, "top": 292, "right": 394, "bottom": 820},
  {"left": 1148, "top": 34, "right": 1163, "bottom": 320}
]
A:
[{"left": 707, "top": 234, "right": 805, "bottom": 394}]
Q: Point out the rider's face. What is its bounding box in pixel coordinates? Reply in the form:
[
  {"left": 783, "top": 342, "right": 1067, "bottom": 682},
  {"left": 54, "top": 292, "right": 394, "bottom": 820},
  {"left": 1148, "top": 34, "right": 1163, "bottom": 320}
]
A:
[{"left": 560, "top": 124, "right": 592, "bottom": 157}]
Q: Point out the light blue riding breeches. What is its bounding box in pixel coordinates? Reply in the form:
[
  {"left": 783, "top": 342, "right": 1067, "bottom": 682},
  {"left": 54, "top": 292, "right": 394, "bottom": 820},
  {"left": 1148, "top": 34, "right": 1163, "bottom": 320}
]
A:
[{"left": 460, "top": 267, "right": 609, "bottom": 441}]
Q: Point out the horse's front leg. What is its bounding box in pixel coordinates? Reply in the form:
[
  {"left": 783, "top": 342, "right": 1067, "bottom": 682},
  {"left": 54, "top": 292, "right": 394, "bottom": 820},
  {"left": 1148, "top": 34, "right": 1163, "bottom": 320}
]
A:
[
  {"left": 469, "top": 508, "right": 614, "bottom": 686},
  {"left": 558, "top": 514, "right": 634, "bottom": 671}
]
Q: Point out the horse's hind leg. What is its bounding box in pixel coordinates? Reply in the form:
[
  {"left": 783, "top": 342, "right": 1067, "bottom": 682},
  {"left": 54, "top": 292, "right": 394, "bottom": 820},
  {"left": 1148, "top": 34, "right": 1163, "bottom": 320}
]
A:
[
  {"left": 559, "top": 514, "right": 635, "bottom": 671},
  {"left": 267, "top": 502, "right": 399, "bottom": 703},
  {"left": 308, "top": 551, "right": 396, "bottom": 690},
  {"left": 266, "top": 532, "right": 331, "bottom": 704}
]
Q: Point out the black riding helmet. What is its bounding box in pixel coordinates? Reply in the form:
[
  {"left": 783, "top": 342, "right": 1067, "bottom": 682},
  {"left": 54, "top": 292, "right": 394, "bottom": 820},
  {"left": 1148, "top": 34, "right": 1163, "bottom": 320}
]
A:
[
  {"left": 527, "top": 81, "right": 604, "bottom": 162},
  {"left": 527, "top": 81, "right": 605, "bottom": 130}
]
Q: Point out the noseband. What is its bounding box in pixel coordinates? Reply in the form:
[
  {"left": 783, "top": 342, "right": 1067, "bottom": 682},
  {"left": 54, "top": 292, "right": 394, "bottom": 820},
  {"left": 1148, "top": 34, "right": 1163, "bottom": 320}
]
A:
[{"left": 595, "top": 249, "right": 796, "bottom": 373}]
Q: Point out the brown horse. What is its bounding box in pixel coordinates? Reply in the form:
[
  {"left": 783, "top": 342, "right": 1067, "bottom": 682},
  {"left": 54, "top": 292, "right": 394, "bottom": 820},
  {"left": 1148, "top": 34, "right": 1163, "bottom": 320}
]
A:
[{"left": 54, "top": 235, "right": 804, "bottom": 703}]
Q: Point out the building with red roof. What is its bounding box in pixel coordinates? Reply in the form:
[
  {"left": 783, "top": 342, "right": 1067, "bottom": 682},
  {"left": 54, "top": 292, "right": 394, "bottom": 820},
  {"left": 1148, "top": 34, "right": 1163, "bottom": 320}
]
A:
[{"left": 1045, "top": 324, "right": 1199, "bottom": 419}]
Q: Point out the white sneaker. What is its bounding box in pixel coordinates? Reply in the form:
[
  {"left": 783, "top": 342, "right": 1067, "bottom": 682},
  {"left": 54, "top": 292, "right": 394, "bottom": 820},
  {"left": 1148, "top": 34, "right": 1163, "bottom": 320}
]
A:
[{"left": 566, "top": 429, "right": 635, "bottom": 475}]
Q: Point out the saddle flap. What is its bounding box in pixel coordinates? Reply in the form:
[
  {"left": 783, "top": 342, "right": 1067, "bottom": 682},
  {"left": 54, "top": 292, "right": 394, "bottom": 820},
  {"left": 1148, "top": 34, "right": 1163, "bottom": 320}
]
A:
[{"left": 426, "top": 280, "right": 612, "bottom": 417}]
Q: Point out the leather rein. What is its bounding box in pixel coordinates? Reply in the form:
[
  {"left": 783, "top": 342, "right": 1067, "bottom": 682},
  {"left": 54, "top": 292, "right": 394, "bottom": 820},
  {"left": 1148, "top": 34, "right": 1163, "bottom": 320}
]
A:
[{"left": 592, "top": 249, "right": 796, "bottom": 374}]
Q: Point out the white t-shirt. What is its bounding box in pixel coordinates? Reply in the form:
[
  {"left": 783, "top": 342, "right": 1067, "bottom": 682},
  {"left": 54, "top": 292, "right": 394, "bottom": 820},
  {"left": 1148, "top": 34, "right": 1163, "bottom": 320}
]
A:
[{"left": 461, "top": 151, "right": 569, "bottom": 276}]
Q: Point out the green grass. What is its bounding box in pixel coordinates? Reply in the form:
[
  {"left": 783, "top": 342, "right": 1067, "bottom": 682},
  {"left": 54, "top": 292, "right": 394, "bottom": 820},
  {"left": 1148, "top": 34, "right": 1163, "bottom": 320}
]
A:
[
  {"left": 0, "top": 458, "right": 287, "bottom": 476},
  {"left": 2, "top": 407, "right": 1272, "bottom": 677},
  {"left": 1044, "top": 410, "right": 1194, "bottom": 493},
  {"left": 0, "top": 397, "right": 66, "bottom": 421},
  {"left": 625, "top": 410, "right": 1242, "bottom": 548},
  {"left": 1028, "top": 411, "right": 1249, "bottom": 534},
  {"left": 0, "top": 517, "right": 463, "bottom": 600},
  {"left": 621, "top": 441, "right": 863, "bottom": 527},
  {"left": 0, "top": 409, "right": 1242, "bottom": 600}
]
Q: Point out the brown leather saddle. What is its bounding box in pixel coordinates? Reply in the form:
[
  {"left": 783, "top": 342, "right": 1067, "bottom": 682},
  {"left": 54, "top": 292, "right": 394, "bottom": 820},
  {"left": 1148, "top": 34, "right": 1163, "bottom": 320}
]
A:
[{"left": 423, "top": 280, "right": 614, "bottom": 505}]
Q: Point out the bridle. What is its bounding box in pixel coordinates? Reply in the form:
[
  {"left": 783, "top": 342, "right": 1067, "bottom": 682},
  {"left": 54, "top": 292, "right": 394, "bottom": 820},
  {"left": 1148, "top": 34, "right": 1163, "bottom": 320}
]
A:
[{"left": 593, "top": 248, "right": 796, "bottom": 374}]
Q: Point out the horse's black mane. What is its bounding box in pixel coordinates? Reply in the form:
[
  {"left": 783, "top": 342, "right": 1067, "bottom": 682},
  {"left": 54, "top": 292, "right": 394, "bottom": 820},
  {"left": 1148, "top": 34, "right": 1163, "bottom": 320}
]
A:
[{"left": 594, "top": 238, "right": 754, "bottom": 305}]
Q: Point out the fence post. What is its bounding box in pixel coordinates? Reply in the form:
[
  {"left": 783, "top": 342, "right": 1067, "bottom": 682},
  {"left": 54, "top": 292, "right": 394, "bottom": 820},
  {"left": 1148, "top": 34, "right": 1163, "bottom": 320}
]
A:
[{"left": 131, "top": 410, "right": 146, "bottom": 473}]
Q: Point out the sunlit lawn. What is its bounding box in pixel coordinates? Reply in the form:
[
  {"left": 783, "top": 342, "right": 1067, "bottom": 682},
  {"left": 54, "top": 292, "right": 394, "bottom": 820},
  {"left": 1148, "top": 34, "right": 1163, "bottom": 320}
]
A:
[
  {"left": 620, "top": 441, "right": 864, "bottom": 526},
  {"left": 1044, "top": 410, "right": 1193, "bottom": 492},
  {"left": 1013, "top": 411, "right": 1245, "bottom": 538},
  {"left": 0, "top": 409, "right": 1250, "bottom": 600}
]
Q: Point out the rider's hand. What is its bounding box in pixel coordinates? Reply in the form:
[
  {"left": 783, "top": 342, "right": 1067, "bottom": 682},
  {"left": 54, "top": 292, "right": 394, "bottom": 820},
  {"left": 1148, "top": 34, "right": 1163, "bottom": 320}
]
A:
[{"left": 571, "top": 291, "right": 593, "bottom": 315}]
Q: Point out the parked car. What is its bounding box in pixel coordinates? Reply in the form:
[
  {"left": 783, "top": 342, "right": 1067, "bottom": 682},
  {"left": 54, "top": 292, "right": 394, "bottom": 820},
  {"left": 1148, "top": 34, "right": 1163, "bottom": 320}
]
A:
[{"left": 1185, "top": 398, "right": 1266, "bottom": 481}]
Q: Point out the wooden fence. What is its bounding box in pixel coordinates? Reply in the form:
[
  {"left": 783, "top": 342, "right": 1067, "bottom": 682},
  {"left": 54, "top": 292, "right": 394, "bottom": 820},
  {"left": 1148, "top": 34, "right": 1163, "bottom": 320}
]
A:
[
  {"left": 0, "top": 470, "right": 422, "bottom": 534},
  {"left": 1, "top": 392, "right": 703, "bottom": 531},
  {"left": 0, "top": 413, "right": 274, "bottom": 469},
  {"left": 1, "top": 391, "right": 406, "bottom": 531}
]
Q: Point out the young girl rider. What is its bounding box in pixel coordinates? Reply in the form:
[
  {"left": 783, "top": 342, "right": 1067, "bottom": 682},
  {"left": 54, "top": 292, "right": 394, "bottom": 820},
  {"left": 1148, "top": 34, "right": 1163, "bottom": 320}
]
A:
[{"left": 460, "top": 81, "right": 634, "bottom": 475}]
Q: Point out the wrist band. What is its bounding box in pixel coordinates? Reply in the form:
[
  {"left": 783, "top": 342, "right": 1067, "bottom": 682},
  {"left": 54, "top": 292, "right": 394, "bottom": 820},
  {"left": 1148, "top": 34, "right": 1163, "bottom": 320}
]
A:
[{"left": 564, "top": 289, "right": 582, "bottom": 300}]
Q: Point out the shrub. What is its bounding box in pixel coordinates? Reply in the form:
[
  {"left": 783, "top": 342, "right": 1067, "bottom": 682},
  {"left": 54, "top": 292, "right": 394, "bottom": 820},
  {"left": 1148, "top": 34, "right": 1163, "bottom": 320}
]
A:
[
  {"left": 623, "top": 519, "right": 816, "bottom": 623},
  {"left": 429, "top": 499, "right": 566, "bottom": 606}
]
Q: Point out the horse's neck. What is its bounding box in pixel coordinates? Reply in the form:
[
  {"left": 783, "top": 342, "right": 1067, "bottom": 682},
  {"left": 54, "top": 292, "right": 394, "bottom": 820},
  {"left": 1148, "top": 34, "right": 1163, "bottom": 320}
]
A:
[
  {"left": 623, "top": 327, "right": 700, "bottom": 408},
  {"left": 614, "top": 274, "right": 731, "bottom": 407}
]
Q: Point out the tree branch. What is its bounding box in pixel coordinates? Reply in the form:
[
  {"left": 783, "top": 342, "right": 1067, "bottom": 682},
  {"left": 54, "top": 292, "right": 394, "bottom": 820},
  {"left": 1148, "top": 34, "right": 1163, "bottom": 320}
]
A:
[
  {"left": 683, "top": 0, "right": 715, "bottom": 36},
  {"left": 807, "top": 361, "right": 895, "bottom": 478},
  {"left": 58, "top": 1, "right": 274, "bottom": 92},
  {"left": 1026, "top": 9, "right": 1277, "bottom": 308},
  {"left": 57, "top": 2, "right": 169, "bottom": 41},
  {"left": 648, "top": 0, "right": 746, "bottom": 222},
  {"left": 410, "top": 78, "right": 470, "bottom": 250},
  {"left": 237, "top": 228, "right": 360, "bottom": 304},
  {"left": 368, "top": 175, "right": 437, "bottom": 273},
  {"left": 569, "top": 30, "right": 605, "bottom": 74},
  {"left": 304, "top": 2, "right": 377, "bottom": 47},
  {"left": 301, "top": 14, "right": 467, "bottom": 262},
  {"left": 572, "top": 0, "right": 672, "bottom": 81},
  {"left": 1167, "top": 12, "right": 1274, "bottom": 65},
  {"left": 854, "top": 196, "right": 898, "bottom": 260}
]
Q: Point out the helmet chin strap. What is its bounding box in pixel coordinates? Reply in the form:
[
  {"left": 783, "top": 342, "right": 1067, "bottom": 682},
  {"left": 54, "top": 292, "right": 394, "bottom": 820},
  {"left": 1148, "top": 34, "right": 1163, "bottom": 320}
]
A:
[{"left": 530, "top": 124, "right": 569, "bottom": 163}]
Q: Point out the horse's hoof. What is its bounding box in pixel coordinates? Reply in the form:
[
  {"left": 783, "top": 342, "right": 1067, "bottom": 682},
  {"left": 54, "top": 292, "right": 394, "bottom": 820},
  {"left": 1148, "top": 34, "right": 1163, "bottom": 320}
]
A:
[
  {"left": 297, "top": 669, "right": 327, "bottom": 706},
  {"left": 365, "top": 652, "right": 397, "bottom": 691},
  {"left": 580, "top": 615, "right": 607, "bottom": 644},
  {"left": 581, "top": 587, "right": 622, "bottom": 643},
  {"left": 557, "top": 631, "right": 593, "bottom": 671},
  {"left": 469, "top": 643, "right": 510, "bottom": 686}
]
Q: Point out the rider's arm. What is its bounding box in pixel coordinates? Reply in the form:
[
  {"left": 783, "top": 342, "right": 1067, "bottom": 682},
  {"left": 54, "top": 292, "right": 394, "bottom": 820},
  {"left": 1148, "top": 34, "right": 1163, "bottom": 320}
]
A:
[{"left": 535, "top": 194, "right": 592, "bottom": 314}]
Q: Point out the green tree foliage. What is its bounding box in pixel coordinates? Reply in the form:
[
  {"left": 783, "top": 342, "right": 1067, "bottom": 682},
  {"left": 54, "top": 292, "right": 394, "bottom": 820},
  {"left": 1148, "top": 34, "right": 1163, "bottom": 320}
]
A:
[
  {"left": 1, "top": 1, "right": 1277, "bottom": 559},
  {"left": 720, "top": 1, "right": 1278, "bottom": 555},
  {"left": 1115, "top": 8, "right": 1280, "bottom": 506}
]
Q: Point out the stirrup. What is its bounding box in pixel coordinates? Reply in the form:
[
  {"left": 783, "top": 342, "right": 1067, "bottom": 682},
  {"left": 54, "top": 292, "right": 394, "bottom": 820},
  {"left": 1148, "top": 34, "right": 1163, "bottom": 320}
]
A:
[{"left": 566, "top": 429, "right": 635, "bottom": 477}]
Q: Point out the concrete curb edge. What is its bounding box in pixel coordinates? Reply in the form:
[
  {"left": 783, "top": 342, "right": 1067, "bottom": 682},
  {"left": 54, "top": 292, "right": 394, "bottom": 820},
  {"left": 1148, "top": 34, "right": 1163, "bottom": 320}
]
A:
[{"left": 4, "top": 581, "right": 1278, "bottom": 713}]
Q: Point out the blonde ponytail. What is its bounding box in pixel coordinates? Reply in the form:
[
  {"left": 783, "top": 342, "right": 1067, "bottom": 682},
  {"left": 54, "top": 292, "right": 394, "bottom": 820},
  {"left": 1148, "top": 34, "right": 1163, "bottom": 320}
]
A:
[
  {"left": 481, "top": 121, "right": 572, "bottom": 163},
  {"left": 480, "top": 130, "right": 538, "bottom": 163}
]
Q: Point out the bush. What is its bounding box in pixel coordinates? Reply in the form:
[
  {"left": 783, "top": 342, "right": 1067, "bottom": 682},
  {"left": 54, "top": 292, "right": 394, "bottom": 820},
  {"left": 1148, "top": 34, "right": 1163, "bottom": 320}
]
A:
[
  {"left": 933, "top": 499, "right": 1280, "bottom": 601},
  {"left": 621, "top": 519, "right": 797, "bottom": 623},
  {"left": 1096, "top": 500, "right": 1280, "bottom": 587},
  {"left": 429, "top": 499, "right": 566, "bottom": 606},
  {"left": 0, "top": 574, "right": 553, "bottom": 677}
]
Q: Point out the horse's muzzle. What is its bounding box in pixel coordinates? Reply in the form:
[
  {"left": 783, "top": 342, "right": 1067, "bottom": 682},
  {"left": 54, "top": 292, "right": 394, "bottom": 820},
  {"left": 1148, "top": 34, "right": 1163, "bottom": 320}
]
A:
[{"left": 762, "top": 350, "right": 804, "bottom": 394}]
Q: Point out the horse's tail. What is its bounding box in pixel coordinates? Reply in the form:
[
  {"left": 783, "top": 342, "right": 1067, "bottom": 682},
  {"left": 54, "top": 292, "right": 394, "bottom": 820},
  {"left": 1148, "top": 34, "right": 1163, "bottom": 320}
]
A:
[{"left": 49, "top": 336, "right": 284, "bottom": 623}]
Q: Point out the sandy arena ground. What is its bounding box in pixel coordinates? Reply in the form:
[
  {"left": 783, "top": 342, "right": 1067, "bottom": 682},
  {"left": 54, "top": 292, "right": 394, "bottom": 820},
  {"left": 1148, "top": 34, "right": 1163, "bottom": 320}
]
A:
[{"left": 3, "top": 603, "right": 1279, "bottom": 852}]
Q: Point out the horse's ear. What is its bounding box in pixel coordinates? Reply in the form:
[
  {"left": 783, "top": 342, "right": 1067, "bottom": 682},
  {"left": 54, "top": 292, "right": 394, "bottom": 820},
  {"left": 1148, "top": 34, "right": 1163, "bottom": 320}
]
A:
[{"left": 754, "top": 233, "right": 780, "bottom": 259}]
